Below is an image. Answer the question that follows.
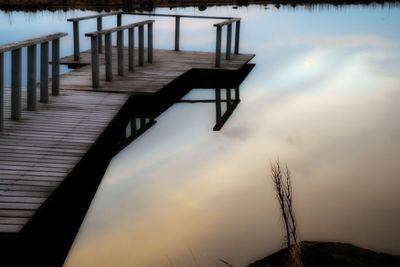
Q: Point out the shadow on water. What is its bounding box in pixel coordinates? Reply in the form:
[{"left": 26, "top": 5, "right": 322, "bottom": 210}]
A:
[{"left": 0, "top": 63, "right": 254, "bottom": 267}]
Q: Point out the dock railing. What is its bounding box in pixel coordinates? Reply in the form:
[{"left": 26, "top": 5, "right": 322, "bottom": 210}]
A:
[
  {"left": 214, "top": 18, "right": 241, "bottom": 67},
  {"left": 85, "top": 20, "right": 154, "bottom": 88},
  {"left": 0, "top": 32, "right": 68, "bottom": 131},
  {"left": 68, "top": 12, "right": 241, "bottom": 67}
]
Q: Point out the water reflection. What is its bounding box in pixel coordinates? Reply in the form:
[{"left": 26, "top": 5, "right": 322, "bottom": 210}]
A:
[
  {"left": 62, "top": 5, "right": 400, "bottom": 267},
  {"left": 1, "top": 3, "right": 400, "bottom": 267}
]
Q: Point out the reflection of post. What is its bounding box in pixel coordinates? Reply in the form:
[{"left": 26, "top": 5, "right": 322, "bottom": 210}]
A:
[
  {"left": 215, "top": 88, "right": 222, "bottom": 125},
  {"left": 226, "top": 88, "right": 232, "bottom": 111},
  {"left": 130, "top": 117, "right": 137, "bottom": 136},
  {"left": 235, "top": 85, "right": 240, "bottom": 101},
  {"left": 140, "top": 117, "right": 146, "bottom": 129}
]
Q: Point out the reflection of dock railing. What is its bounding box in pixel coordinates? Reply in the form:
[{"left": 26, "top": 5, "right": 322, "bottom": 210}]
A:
[
  {"left": 67, "top": 12, "right": 241, "bottom": 67},
  {"left": 0, "top": 32, "right": 67, "bottom": 131},
  {"left": 85, "top": 20, "right": 154, "bottom": 88}
]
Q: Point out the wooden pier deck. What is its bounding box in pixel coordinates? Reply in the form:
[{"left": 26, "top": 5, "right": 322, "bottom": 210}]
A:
[
  {"left": 0, "top": 48, "right": 254, "bottom": 236},
  {"left": 0, "top": 12, "right": 254, "bottom": 267}
]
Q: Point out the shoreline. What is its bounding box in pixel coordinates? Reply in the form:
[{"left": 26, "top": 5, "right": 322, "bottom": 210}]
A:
[{"left": 0, "top": 0, "right": 400, "bottom": 12}]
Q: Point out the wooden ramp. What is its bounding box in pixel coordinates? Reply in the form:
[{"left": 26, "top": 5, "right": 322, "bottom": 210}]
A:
[{"left": 0, "top": 47, "right": 254, "bottom": 238}]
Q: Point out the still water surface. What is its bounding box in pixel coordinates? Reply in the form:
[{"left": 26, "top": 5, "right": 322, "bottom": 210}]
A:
[{"left": 1, "top": 4, "right": 400, "bottom": 267}]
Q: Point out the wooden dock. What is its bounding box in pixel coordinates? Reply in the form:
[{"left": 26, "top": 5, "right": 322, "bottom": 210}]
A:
[{"left": 0, "top": 12, "right": 254, "bottom": 267}]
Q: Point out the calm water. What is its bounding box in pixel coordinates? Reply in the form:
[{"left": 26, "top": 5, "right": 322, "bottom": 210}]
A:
[{"left": 2, "top": 4, "right": 400, "bottom": 267}]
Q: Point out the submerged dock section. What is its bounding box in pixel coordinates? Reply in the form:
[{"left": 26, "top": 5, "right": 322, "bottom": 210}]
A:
[{"left": 0, "top": 12, "right": 255, "bottom": 267}]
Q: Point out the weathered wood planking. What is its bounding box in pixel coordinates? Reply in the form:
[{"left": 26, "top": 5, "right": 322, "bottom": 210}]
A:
[
  {"left": 60, "top": 48, "right": 255, "bottom": 94},
  {"left": 0, "top": 89, "right": 128, "bottom": 233},
  {"left": 0, "top": 46, "right": 253, "bottom": 236}
]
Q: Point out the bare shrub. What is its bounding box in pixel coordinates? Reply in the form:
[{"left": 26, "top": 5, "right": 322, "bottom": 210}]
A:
[{"left": 270, "top": 158, "right": 302, "bottom": 267}]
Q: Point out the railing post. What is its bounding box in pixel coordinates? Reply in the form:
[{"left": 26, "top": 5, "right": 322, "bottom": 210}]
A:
[
  {"left": 138, "top": 25, "right": 144, "bottom": 66},
  {"left": 147, "top": 23, "right": 153, "bottom": 63},
  {"left": 27, "top": 45, "right": 37, "bottom": 111},
  {"left": 40, "top": 42, "right": 49, "bottom": 103},
  {"left": 105, "top": 33, "right": 113, "bottom": 81},
  {"left": 97, "top": 17, "right": 103, "bottom": 54},
  {"left": 0, "top": 53, "right": 3, "bottom": 131},
  {"left": 117, "top": 30, "right": 124, "bottom": 76},
  {"left": 90, "top": 35, "right": 99, "bottom": 88},
  {"left": 73, "top": 20, "right": 80, "bottom": 61},
  {"left": 117, "top": 13, "right": 122, "bottom": 26},
  {"left": 128, "top": 28, "right": 134, "bottom": 71},
  {"left": 226, "top": 23, "right": 232, "bottom": 60},
  {"left": 215, "top": 26, "right": 222, "bottom": 67},
  {"left": 175, "top": 16, "right": 180, "bottom": 51},
  {"left": 11, "top": 48, "right": 22, "bottom": 120},
  {"left": 215, "top": 88, "right": 221, "bottom": 125},
  {"left": 52, "top": 38, "right": 60, "bottom": 96},
  {"left": 234, "top": 20, "right": 240, "bottom": 54}
]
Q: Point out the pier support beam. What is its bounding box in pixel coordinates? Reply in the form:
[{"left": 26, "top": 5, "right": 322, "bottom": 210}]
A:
[
  {"left": 11, "top": 49, "right": 22, "bottom": 120},
  {"left": 52, "top": 39, "right": 60, "bottom": 96},
  {"left": 40, "top": 42, "right": 49, "bottom": 103},
  {"left": 105, "top": 33, "right": 112, "bottom": 81},
  {"left": 117, "top": 30, "right": 124, "bottom": 76},
  {"left": 27, "top": 45, "right": 37, "bottom": 110},
  {"left": 90, "top": 36, "right": 99, "bottom": 88}
]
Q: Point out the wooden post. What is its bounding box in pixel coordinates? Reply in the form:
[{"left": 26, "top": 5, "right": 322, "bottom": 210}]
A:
[
  {"left": 175, "top": 16, "right": 180, "bottom": 51},
  {"left": 138, "top": 25, "right": 144, "bottom": 66},
  {"left": 234, "top": 20, "right": 240, "bottom": 54},
  {"left": 27, "top": 45, "right": 37, "bottom": 111},
  {"left": 73, "top": 20, "right": 80, "bottom": 61},
  {"left": 0, "top": 53, "right": 3, "bottom": 131},
  {"left": 226, "top": 24, "right": 232, "bottom": 60},
  {"left": 128, "top": 28, "right": 134, "bottom": 71},
  {"left": 226, "top": 88, "right": 232, "bottom": 110},
  {"left": 117, "top": 13, "right": 122, "bottom": 26},
  {"left": 90, "top": 35, "right": 99, "bottom": 88},
  {"left": 215, "top": 26, "right": 222, "bottom": 67},
  {"left": 130, "top": 117, "right": 137, "bottom": 135},
  {"left": 52, "top": 38, "right": 60, "bottom": 96},
  {"left": 105, "top": 33, "right": 112, "bottom": 81},
  {"left": 11, "top": 48, "right": 22, "bottom": 120},
  {"left": 40, "top": 42, "right": 49, "bottom": 103},
  {"left": 147, "top": 23, "right": 153, "bottom": 63},
  {"left": 215, "top": 88, "right": 221, "bottom": 125},
  {"left": 97, "top": 17, "right": 103, "bottom": 53},
  {"left": 117, "top": 30, "right": 124, "bottom": 76}
]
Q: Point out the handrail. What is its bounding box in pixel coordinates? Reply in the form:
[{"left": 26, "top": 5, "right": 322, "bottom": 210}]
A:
[
  {"left": 0, "top": 32, "right": 68, "bottom": 131},
  {"left": 67, "top": 12, "right": 120, "bottom": 22},
  {"left": 85, "top": 20, "right": 154, "bottom": 36},
  {"left": 67, "top": 12, "right": 242, "bottom": 61},
  {"left": 213, "top": 18, "right": 241, "bottom": 27},
  {"left": 214, "top": 19, "right": 241, "bottom": 67},
  {"left": 0, "top": 32, "right": 67, "bottom": 53},
  {"left": 67, "top": 11, "right": 234, "bottom": 22},
  {"left": 85, "top": 20, "right": 154, "bottom": 88}
]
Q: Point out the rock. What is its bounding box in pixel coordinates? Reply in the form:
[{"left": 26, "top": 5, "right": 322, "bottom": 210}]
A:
[{"left": 248, "top": 241, "right": 400, "bottom": 267}]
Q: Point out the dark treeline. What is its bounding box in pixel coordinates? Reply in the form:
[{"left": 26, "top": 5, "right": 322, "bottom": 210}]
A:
[{"left": 0, "top": 0, "right": 399, "bottom": 12}]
